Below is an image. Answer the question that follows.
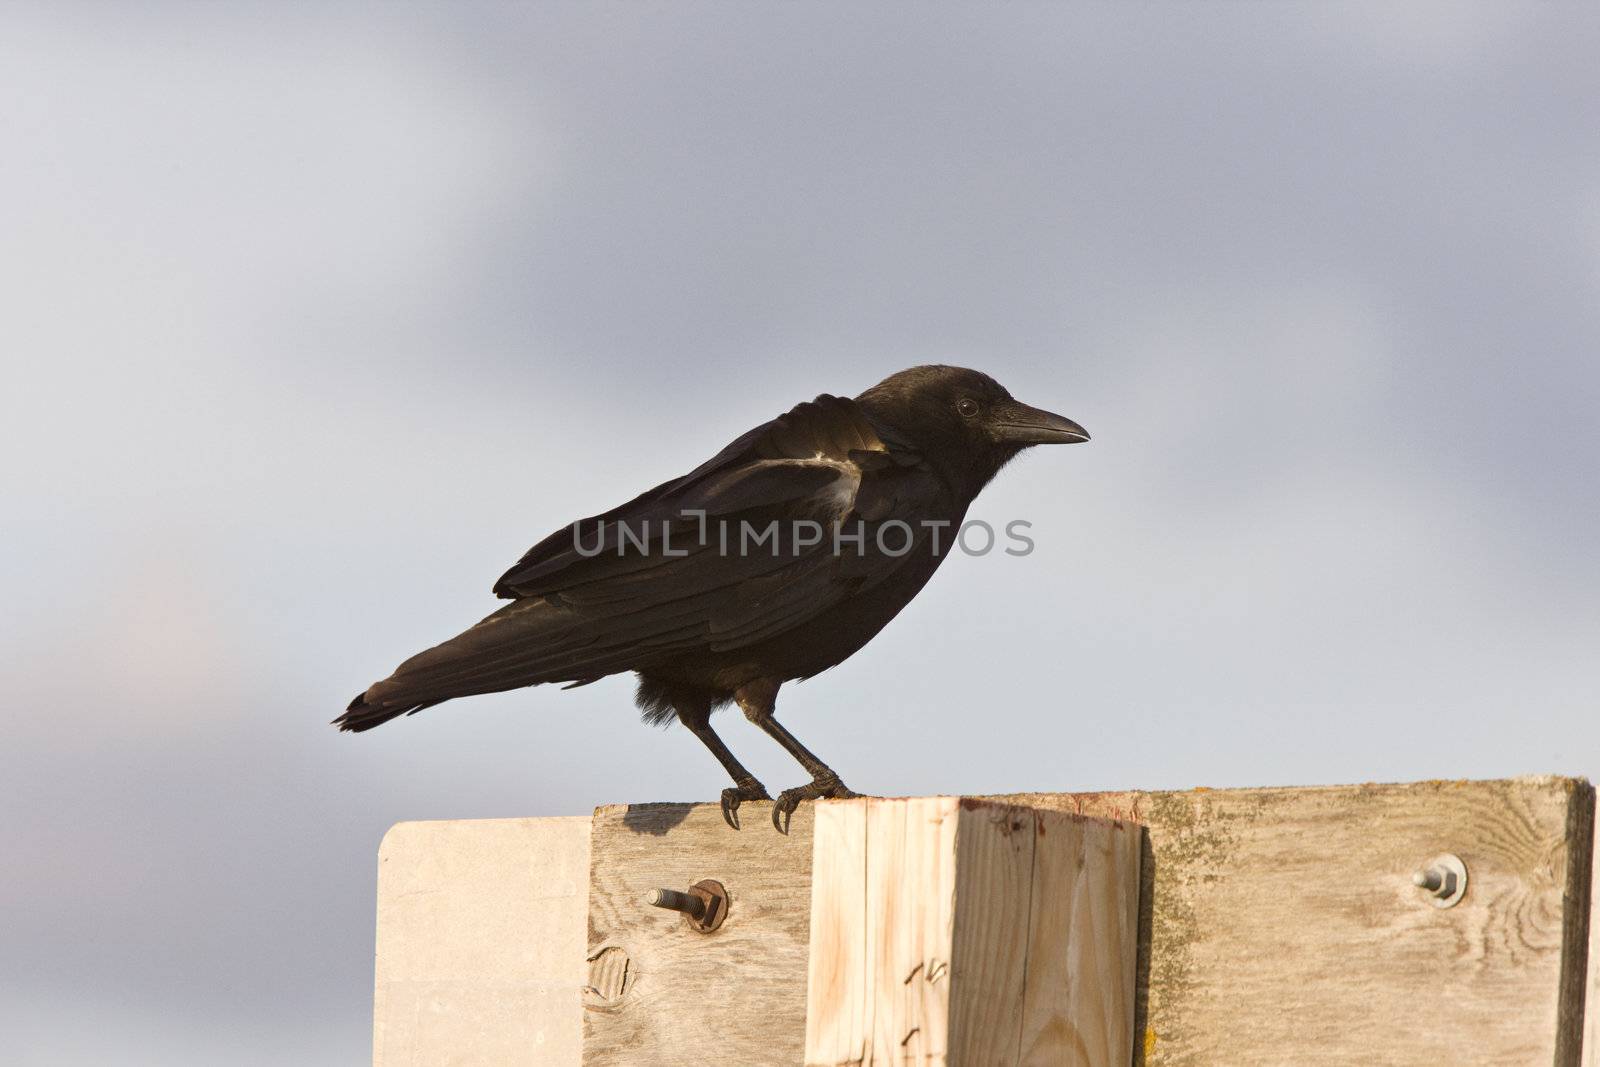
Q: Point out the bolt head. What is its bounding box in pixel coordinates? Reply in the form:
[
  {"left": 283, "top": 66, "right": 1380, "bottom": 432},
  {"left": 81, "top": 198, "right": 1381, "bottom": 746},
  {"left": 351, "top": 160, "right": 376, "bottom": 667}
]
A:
[{"left": 1413, "top": 853, "right": 1468, "bottom": 909}]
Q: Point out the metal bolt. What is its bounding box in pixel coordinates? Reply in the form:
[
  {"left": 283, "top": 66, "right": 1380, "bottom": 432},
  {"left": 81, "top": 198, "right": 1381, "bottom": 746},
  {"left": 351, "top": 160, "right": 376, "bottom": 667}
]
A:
[
  {"left": 646, "top": 888, "right": 706, "bottom": 920},
  {"left": 644, "top": 879, "right": 728, "bottom": 933},
  {"left": 1411, "top": 853, "right": 1468, "bottom": 909}
]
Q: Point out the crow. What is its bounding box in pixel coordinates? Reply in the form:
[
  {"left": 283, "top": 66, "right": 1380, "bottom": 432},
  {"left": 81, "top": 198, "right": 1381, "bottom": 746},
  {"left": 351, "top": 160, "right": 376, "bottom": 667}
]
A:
[{"left": 338, "top": 365, "right": 1087, "bottom": 830}]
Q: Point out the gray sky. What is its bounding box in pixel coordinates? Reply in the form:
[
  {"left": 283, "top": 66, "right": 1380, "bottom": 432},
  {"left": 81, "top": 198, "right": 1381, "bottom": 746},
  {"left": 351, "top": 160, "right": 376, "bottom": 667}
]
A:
[{"left": 3, "top": 3, "right": 1597, "bottom": 1063}]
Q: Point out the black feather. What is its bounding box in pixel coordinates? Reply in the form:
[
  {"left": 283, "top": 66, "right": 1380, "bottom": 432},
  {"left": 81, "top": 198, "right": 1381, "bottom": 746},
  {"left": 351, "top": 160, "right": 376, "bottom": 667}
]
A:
[{"left": 339, "top": 366, "right": 1085, "bottom": 755}]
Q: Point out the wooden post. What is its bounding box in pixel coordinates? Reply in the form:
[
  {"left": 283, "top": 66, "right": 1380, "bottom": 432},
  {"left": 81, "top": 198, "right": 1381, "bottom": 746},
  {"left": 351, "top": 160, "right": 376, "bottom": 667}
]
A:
[
  {"left": 370, "top": 777, "right": 1595, "bottom": 1066},
  {"left": 1004, "top": 776, "right": 1596, "bottom": 1065},
  {"left": 582, "top": 801, "right": 817, "bottom": 1065},
  {"left": 804, "top": 797, "right": 1141, "bottom": 1066},
  {"left": 372, "top": 816, "right": 590, "bottom": 1067}
]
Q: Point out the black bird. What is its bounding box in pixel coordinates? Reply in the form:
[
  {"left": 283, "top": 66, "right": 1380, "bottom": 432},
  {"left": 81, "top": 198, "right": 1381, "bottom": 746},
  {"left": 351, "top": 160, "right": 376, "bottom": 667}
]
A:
[{"left": 338, "top": 366, "right": 1087, "bottom": 830}]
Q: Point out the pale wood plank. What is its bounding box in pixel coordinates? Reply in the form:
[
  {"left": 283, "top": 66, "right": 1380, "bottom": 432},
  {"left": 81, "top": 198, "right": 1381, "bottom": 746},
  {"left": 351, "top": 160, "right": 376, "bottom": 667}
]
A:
[
  {"left": 946, "top": 799, "right": 1037, "bottom": 1062},
  {"left": 805, "top": 799, "right": 871, "bottom": 1067},
  {"left": 914, "top": 797, "right": 961, "bottom": 1061},
  {"left": 865, "top": 796, "right": 962, "bottom": 1063},
  {"left": 863, "top": 795, "right": 910, "bottom": 1058},
  {"left": 805, "top": 798, "right": 1141, "bottom": 1066},
  {"left": 1017, "top": 810, "right": 1143, "bottom": 1067},
  {"left": 373, "top": 816, "right": 590, "bottom": 1067},
  {"left": 805, "top": 796, "right": 963, "bottom": 1065}
]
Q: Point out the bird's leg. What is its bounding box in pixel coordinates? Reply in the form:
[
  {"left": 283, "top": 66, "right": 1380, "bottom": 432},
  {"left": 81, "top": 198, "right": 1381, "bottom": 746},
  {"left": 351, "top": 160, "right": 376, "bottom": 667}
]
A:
[
  {"left": 734, "top": 680, "right": 858, "bottom": 834},
  {"left": 677, "top": 705, "right": 769, "bottom": 830},
  {"left": 758, "top": 718, "right": 861, "bottom": 834}
]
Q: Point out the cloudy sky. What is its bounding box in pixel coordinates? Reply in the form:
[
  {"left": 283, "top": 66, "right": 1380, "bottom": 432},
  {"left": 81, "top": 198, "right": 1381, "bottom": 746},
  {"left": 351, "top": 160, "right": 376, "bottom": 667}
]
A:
[{"left": 3, "top": 3, "right": 1597, "bottom": 1062}]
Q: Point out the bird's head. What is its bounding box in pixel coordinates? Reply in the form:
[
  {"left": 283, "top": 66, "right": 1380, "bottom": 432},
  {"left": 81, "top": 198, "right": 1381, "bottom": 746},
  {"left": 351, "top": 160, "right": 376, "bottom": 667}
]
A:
[{"left": 856, "top": 365, "right": 1088, "bottom": 494}]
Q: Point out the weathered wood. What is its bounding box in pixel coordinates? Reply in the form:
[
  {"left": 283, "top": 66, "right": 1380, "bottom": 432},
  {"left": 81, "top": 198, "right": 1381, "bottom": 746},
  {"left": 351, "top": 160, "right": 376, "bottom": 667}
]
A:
[
  {"left": 582, "top": 801, "right": 816, "bottom": 1066},
  {"left": 1001, "top": 776, "right": 1595, "bottom": 1066},
  {"left": 804, "top": 797, "right": 1141, "bottom": 1066},
  {"left": 1564, "top": 785, "right": 1596, "bottom": 1066},
  {"left": 375, "top": 777, "right": 1593, "bottom": 1066},
  {"left": 1582, "top": 799, "right": 1599, "bottom": 1067},
  {"left": 1017, "top": 801, "right": 1144, "bottom": 1065},
  {"left": 806, "top": 796, "right": 871, "bottom": 1064},
  {"left": 373, "top": 816, "right": 590, "bottom": 1067}
]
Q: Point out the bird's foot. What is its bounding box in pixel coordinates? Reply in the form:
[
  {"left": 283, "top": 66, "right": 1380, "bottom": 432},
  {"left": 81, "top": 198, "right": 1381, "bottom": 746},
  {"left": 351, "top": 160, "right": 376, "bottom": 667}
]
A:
[
  {"left": 720, "top": 777, "right": 772, "bottom": 830},
  {"left": 772, "top": 772, "right": 859, "bottom": 834}
]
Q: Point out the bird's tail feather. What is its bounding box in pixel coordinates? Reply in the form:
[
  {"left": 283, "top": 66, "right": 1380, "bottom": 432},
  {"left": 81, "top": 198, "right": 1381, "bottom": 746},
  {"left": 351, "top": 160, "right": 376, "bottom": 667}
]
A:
[
  {"left": 334, "top": 694, "right": 438, "bottom": 732},
  {"left": 333, "top": 597, "right": 651, "bottom": 732}
]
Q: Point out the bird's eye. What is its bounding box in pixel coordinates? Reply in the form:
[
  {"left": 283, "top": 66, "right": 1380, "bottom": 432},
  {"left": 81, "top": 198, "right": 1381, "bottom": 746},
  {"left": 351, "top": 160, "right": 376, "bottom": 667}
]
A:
[{"left": 956, "top": 398, "right": 979, "bottom": 418}]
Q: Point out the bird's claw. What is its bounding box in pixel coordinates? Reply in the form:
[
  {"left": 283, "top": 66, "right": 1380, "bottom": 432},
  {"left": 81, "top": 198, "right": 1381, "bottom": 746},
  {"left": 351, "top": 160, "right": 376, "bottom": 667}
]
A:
[
  {"left": 720, "top": 778, "right": 771, "bottom": 830},
  {"left": 772, "top": 773, "right": 858, "bottom": 834}
]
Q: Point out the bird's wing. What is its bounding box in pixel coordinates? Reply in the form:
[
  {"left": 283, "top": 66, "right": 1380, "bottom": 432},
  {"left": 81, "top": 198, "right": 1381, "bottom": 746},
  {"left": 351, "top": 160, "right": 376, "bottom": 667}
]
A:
[
  {"left": 488, "top": 393, "right": 947, "bottom": 661},
  {"left": 492, "top": 393, "right": 925, "bottom": 599},
  {"left": 346, "top": 396, "right": 947, "bottom": 715}
]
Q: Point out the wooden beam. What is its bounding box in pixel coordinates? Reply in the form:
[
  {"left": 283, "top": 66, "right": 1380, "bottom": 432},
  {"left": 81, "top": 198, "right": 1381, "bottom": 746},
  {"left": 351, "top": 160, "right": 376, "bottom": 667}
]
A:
[
  {"left": 582, "top": 801, "right": 817, "bottom": 1066},
  {"left": 372, "top": 816, "right": 590, "bottom": 1067},
  {"left": 371, "top": 776, "right": 1593, "bottom": 1065},
  {"left": 1002, "top": 776, "right": 1595, "bottom": 1066},
  {"left": 578, "top": 778, "right": 1591, "bottom": 1065},
  {"left": 804, "top": 797, "right": 1141, "bottom": 1066}
]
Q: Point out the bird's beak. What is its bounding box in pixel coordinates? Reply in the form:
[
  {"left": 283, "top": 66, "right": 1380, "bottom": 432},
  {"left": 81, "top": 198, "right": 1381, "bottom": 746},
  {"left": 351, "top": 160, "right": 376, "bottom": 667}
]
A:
[{"left": 992, "top": 401, "right": 1090, "bottom": 444}]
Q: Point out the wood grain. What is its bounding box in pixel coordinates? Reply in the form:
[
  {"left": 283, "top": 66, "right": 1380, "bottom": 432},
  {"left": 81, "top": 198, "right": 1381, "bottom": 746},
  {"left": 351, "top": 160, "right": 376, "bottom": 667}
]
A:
[
  {"left": 372, "top": 816, "right": 590, "bottom": 1067},
  {"left": 806, "top": 799, "right": 871, "bottom": 1067},
  {"left": 945, "top": 799, "right": 1036, "bottom": 1062},
  {"left": 374, "top": 777, "right": 1593, "bottom": 1066},
  {"left": 806, "top": 797, "right": 969, "bottom": 1064},
  {"left": 582, "top": 801, "right": 817, "bottom": 1066},
  {"left": 1016, "top": 802, "right": 1143, "bottom": 1066},
  {"left": 804, "top": 797, "right": 1142, "bottom": 1066},
  {"left": 1001, "top": 776, "right": 1595, "bottom": 1067}
]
